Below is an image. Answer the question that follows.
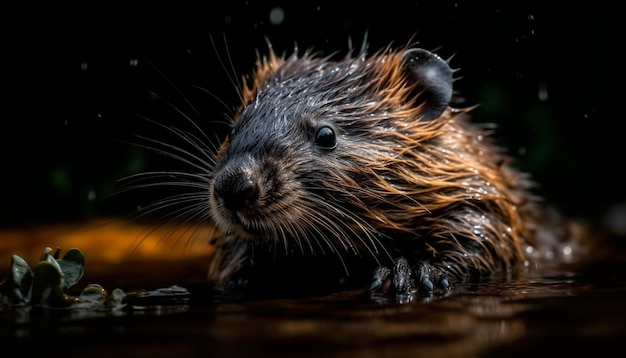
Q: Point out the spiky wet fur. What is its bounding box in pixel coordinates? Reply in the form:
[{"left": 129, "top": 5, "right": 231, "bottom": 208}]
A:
[{"left": 204, "top": 42, "right": 565, "bottom": 296}]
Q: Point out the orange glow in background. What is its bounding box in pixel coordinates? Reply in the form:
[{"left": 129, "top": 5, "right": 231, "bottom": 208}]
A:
[{"left": 0, "top": 219, "right": 217, "bottom": 290}]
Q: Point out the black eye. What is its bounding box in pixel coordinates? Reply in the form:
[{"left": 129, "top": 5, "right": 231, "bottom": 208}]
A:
[{"left": 314, "top": 126, "right": 337, "bottom": 150}]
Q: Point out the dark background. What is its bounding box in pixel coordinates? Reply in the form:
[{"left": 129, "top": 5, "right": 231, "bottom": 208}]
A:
[{"left": 3, "top": 1, "right": 623, "bottom": 229}]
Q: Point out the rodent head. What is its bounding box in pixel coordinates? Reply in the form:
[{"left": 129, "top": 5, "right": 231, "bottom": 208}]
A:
[{"left": 209, "top": 44, "right": 461, "bottom": 256}]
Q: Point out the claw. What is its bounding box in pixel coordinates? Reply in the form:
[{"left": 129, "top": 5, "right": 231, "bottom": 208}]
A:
[
  {"left": 369, "top": 266, "right": 392, "bottom": 294},
  {"left": 415, "top": 261, "right": 451, "bottom": 295},
  {"left": 368, "top": 258, "right": 451, "bottom": 300},
  {"left": 419, "top": 276, "right": 434, "bottom": 293},
  {"left": 393, "top": 257, "right": 415, "bottom": 295},
  {"left": 438, "top": 278, "right": 450, "bottom": 290}
]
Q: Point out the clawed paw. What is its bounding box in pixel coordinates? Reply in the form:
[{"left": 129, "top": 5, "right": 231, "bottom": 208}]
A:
[{"left": 369, "top": 257, "right": 451, "bottom": 300}]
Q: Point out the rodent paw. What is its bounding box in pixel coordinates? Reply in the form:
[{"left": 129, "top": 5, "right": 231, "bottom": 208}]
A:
[
  {"left": 369, "top": 257, "right": 416, "bottom": 297},
  {"left": 392, "top": 257, "right": 416, "bottom": 295},
  {"left": 414, "top": 260, "right": 451, "bottom": 295},
  {"left": 369, "top": 265, "right": 393, "bottom": 294},
  {"left": 369, "top": 258, "right": 451, "bottom": 302}
]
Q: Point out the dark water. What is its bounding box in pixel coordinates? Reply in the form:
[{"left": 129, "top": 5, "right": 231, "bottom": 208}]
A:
[{"left": 3, "top": 257, "right": 625, "bottom": 358}]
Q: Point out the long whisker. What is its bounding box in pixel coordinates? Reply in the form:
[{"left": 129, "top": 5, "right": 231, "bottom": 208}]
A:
[
  {"left": 210, "top": 34, "right": 243, "bottom": 104},
  {"left": 140, "top": 57, "right": 202, "bottom": 120}
]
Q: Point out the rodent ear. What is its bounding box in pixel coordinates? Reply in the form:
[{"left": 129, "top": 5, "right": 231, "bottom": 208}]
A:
[{"left": 401, "top": 48, "right": 453, "bottom": 121}]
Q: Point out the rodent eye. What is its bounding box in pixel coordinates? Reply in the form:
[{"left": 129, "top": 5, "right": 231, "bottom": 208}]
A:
[{"left": 314, "top": 126, "right": 337, "bottom": 150}]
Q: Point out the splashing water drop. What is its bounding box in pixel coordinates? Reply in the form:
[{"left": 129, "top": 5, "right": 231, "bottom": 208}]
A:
[{"left": 269, "top": 7, "right": 285, "bottom": 25}]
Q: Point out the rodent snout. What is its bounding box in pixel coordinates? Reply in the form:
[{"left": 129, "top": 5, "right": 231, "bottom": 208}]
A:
[{"left": 213, "top": 167, "right": 259, "bottom": 212}]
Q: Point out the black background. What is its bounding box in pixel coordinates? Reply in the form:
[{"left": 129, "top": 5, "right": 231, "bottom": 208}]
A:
[{"left": 3, "top": 1, "right": 623, "bottom": 228}]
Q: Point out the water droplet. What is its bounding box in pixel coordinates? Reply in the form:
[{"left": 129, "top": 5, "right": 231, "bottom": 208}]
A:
[
  {"left": 269, "top": 7, "right": 285, "bottom": 25},
  {"left": 87, "top": 189, "right": 96, "bottom": 201},
  {"left": 129, "top": 58, "right": 138, "bottom": 67},
  {"left": 80, "top": 62, "right": 88, "bottom": 71},
  {"left": 538, "top": 82, "right": 548, "bottom": 101},
  {"left": 562, "top": 245, "right": 572, "bottom": 256}
]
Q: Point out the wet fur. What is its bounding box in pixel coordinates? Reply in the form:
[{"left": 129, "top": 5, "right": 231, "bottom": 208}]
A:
[
  {"left": 121, "top": 39, "right": 575, "bottom": 298},
  {"left": 202, "top": 41, "right": 570, "bottom": 297}
]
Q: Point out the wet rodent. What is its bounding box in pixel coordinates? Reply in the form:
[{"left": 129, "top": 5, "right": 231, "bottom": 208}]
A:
[{"left": 193, "top": 41, "right": 578, "bottom": 298}]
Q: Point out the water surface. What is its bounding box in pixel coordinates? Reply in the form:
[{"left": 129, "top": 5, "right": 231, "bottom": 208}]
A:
[{"left": 1, "top": 221, "right": 625, "bottom": 357}]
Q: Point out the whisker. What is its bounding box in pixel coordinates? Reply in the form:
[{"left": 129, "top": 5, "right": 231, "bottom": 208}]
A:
[
  {"left": 130, "top": 114, "right": 214, "bottom": 165},
  {"left": 140, "top": 57, "right": 202, "bottom": 120},
  {"left": 130, "top": 193, "right": 208, "bottom": 221},
  {"left": 128, "top": 136, "right": 212, "bottom": 175},
  {"left": 152, "top": 93, "right": 220, "bottom": 147},
  {"left": 191, "top": 85, "right": 236, "bottom": 124},
  {"left": 303, "top": 189, "right": 391, "bottom": 266},
  {"left": 210, "top": 34, "right": 243, "bottom": 104}
]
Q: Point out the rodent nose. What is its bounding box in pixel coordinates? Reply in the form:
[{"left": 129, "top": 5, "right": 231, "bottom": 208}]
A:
[{"left": 213, "top": 168, "right": 259, "bottom": 211}]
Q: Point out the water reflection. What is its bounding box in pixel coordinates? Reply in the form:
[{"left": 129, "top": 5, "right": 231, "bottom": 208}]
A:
[{"left": 1, "top": 221, "right": 625, "bottom": 357}]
